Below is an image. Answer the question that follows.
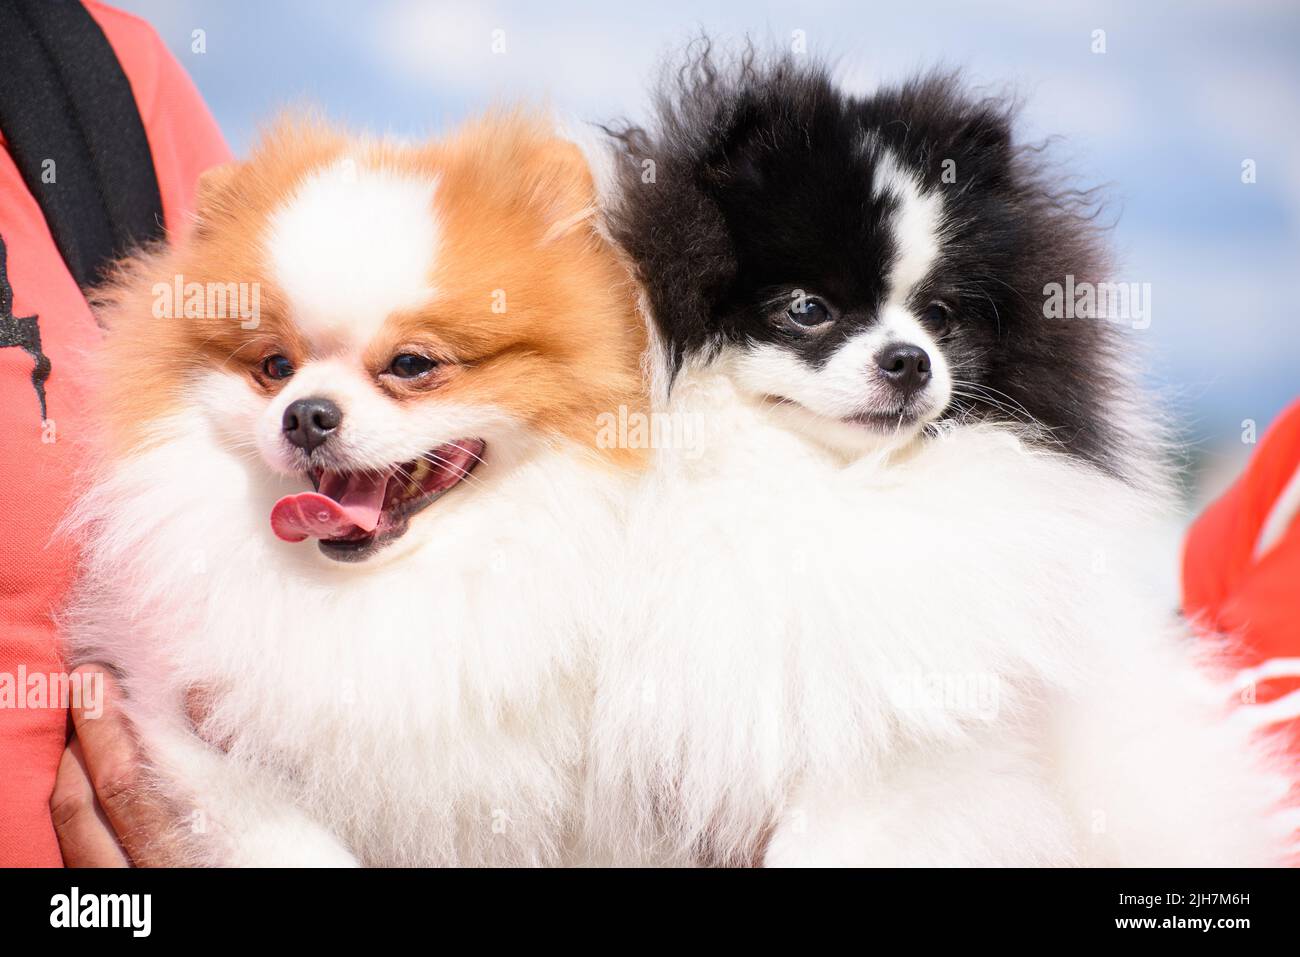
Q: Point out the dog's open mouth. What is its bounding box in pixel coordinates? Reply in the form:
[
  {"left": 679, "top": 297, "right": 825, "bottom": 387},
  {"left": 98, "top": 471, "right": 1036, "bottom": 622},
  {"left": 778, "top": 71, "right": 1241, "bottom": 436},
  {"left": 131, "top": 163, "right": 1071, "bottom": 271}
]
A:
[{"left": 270, "top": 439, "right": 485, "bottom": 561}]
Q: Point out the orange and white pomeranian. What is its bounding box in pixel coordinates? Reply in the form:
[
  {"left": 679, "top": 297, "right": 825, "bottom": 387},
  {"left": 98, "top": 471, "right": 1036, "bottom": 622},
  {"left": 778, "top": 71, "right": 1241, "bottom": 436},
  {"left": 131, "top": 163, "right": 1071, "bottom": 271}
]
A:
[{"left": 64, "top": 113, "right": 646, "bottom": 865}]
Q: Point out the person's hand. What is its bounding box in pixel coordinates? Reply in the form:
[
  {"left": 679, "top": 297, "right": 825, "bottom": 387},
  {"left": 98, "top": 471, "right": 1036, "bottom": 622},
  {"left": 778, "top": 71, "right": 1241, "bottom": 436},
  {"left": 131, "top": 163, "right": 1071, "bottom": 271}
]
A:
[{"left": 49, "top": 665, "right": 188, "bottom": 867}]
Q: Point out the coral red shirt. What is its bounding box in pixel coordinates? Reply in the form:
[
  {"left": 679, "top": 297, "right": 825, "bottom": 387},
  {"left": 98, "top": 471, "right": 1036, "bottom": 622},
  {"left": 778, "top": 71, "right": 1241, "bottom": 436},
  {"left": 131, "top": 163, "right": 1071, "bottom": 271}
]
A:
[
  {"left": 0, "top": 2, "right": 229, "bottom": 866},
  {"left": 1184, "top": 399, "right": 1300, "bottom": 753}
]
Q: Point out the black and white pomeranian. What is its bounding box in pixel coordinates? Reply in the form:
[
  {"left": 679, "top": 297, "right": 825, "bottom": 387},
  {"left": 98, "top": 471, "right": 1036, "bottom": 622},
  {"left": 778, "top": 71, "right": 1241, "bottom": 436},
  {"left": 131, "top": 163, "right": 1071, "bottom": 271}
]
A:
[{"left": 584, "top": 43, "right": 1293, "bottom": 866}]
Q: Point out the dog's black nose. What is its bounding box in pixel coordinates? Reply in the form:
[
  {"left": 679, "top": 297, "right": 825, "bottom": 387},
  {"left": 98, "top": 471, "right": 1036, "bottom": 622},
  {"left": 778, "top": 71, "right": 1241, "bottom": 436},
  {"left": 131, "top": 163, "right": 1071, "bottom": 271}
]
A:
[
  {"left": 874, "top": 343, "right": 932, "bottom": 395},
  {"left": 283, "top": 397, "right": 342, "bottom": 452}
]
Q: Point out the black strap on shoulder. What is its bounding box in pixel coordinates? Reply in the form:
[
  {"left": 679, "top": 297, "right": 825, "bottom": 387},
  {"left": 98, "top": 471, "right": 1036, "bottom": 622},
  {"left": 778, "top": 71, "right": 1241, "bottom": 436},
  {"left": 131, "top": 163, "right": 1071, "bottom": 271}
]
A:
[{"left": 0, "top": 0, "right": 165, "bottom": 288}]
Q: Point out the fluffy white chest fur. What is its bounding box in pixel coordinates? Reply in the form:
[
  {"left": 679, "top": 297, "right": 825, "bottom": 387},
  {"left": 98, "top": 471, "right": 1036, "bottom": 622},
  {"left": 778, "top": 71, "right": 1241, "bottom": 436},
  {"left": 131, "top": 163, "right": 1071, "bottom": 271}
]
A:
[
  {"left": 67, "top": 408, "right": 627, "bottom": 866},
  {"left": 583, "top": 366, "right": 1291, "bottom": 866}
]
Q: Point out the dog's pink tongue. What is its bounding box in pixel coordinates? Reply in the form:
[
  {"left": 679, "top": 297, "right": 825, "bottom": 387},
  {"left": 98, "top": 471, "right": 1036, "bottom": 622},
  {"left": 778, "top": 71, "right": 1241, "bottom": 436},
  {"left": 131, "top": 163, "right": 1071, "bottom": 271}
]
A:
[{"left": 270, "top": 472, "right": 388, "bottom": 543}]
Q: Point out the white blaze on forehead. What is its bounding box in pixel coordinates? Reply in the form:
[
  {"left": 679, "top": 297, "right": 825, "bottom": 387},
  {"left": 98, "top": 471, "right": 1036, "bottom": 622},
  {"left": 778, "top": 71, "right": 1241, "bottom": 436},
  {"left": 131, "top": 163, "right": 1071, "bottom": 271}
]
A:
[
  {"left": 268, "top": 158, "right": 440, "bottom": 351},
  {"left": 871, "top": 150, "right": 944, "bottom": 308}
]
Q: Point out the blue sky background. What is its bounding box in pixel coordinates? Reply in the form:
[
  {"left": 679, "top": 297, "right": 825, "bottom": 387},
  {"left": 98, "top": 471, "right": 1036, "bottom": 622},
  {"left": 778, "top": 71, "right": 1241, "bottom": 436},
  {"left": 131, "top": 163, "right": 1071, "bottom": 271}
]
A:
[{"left": 113, "top": 0, "right": 1300, "bottom": 502}]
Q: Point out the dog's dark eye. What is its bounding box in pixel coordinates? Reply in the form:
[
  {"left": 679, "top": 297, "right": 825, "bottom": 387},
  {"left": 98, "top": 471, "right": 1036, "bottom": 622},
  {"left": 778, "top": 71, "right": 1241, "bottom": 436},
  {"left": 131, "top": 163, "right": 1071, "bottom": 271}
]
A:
[
  {"left": 389, "top": 353, "right": 437, "bottom": 379},
  {"left": 920, "top": 303, "right": 951, "bottom": 333},
  {"left": 261, "top": 355, "right": 294, "bottom": 380},
  {"left": 788, "top": 296, "right": 833, "bottom": 328}
]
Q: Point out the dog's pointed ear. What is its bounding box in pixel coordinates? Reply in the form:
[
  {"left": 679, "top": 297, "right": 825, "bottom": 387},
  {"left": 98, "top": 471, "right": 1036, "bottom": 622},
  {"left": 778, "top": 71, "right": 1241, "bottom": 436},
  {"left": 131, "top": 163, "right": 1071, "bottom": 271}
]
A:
[
  {"left": 526, "top": 139, "right": 599, "bottom": 243},
  {"left": 859, "top": 73, "right": 1015, "bottom": 185},
  {"left": 700, "top": 100, "right": 770, "bottom": 194},
  {"left": 701, "top": 67, "right": 840, "bottom": 196},
  {"left": 954, "top": 105, "right": 1012, "bottom": 164},
  {"left": 943, "top": 104, "right": 1015, "bottom": 192},
  {"left": 192, "top": 162, "right": 241, "bottom": 237}
]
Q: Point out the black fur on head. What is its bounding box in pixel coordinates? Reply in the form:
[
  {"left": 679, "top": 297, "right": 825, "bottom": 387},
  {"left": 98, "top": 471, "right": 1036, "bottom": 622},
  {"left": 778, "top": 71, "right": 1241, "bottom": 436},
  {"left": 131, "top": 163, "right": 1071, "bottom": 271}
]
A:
[{"left": 602, "top": 39, "right": 1151, "bottom": 479}]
